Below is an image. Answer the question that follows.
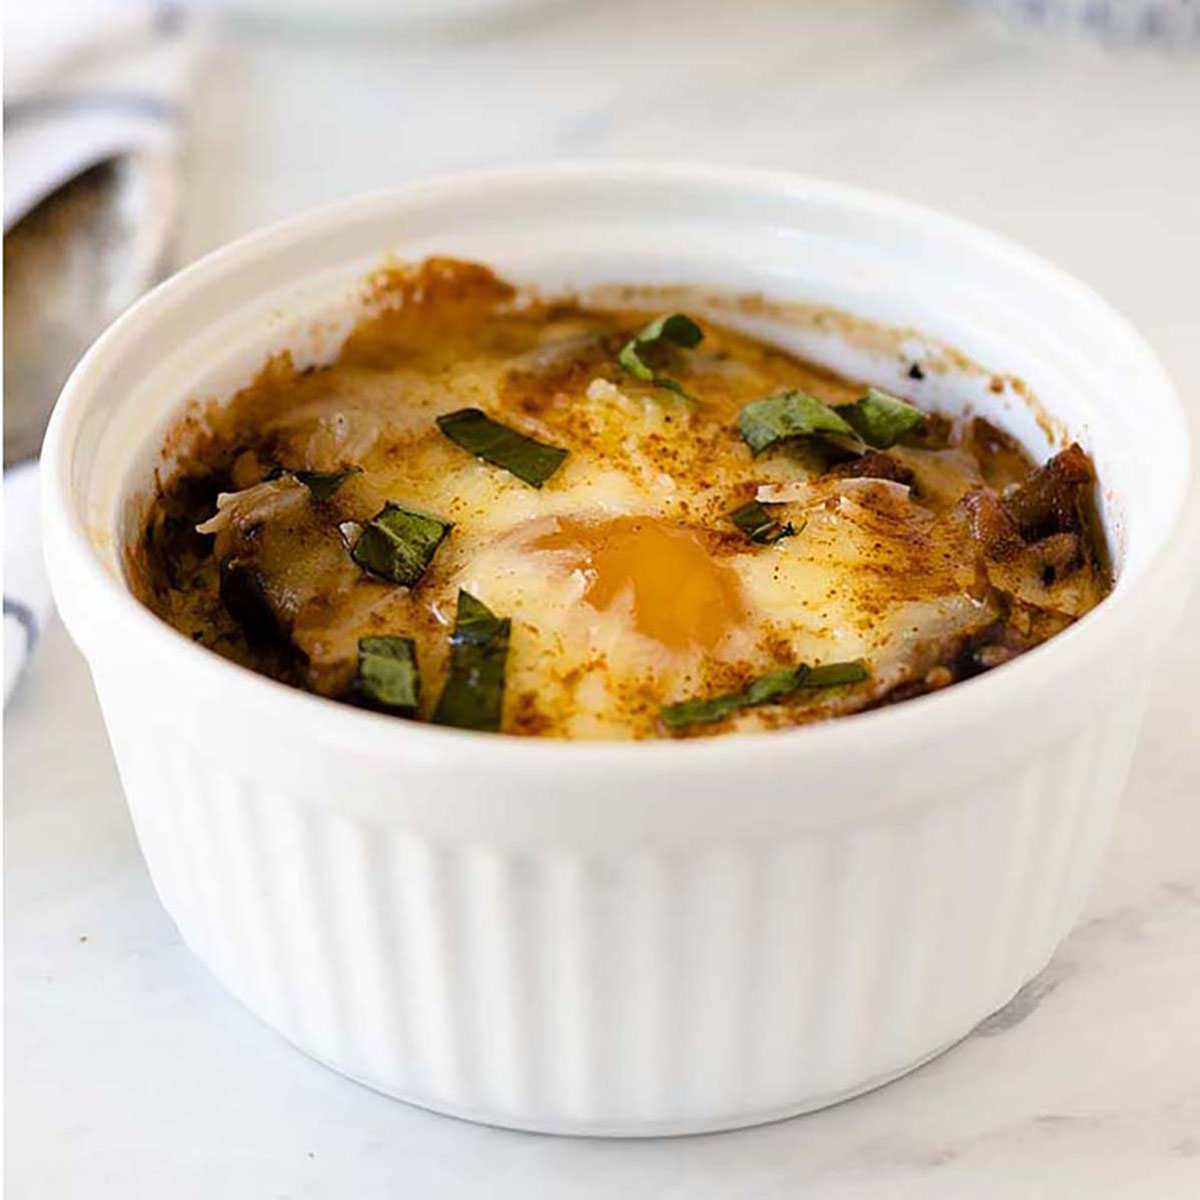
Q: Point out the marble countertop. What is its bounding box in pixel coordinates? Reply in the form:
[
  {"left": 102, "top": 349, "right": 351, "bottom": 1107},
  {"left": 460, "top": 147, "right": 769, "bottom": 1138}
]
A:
[{"left": 6, "top": 2, "right": 1199, "bottom": 1195}]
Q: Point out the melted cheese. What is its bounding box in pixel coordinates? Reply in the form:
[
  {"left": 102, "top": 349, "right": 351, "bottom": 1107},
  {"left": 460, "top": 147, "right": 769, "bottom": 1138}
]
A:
[{"left": 141, "top": 260, "right": 1107, "bottom": 739}]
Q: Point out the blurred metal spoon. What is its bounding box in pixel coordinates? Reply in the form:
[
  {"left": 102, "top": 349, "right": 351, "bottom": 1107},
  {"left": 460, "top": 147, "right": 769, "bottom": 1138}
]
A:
[{"left": 3, "top": 151, "right": 178, "bottom": 466}]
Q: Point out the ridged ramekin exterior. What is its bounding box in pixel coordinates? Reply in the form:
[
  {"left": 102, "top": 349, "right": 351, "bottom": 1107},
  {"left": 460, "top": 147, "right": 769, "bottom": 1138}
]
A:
[
  {"left": 43, "top": 166, "right": 1196, "bottom": 1134},
  {"left": 91, "top": 671, "right": 1147, "bottom": 1135}
]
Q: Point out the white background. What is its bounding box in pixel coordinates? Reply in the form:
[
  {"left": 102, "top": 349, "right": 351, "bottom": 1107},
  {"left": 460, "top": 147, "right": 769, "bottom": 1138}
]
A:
[{"left": 7, "top": 1, "right": 1200, "bottom": 1195}]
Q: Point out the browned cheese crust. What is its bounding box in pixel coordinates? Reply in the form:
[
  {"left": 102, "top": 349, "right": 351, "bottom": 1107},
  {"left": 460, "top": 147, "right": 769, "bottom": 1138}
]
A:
[{"left": 133, "top": 258, "right": 1111, "bottom": 739}]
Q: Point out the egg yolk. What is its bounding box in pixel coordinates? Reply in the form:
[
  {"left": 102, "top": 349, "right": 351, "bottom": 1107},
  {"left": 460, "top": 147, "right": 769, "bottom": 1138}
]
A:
[{"left": 532, "top": 516, "right": 746, "bottom": 651}]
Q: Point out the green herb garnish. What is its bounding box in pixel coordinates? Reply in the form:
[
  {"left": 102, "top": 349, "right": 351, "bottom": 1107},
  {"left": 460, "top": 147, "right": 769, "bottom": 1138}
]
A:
[
  {"left": 836, "top": 388, "right": 925, "bottom": 449},
  {"left": 661, "top": 667, "right": 802, "bottom": 729},
  {"left": 431, "top": 590, "right": 511, "bottom": 732},
  {"left": 661, "top": 659, "right": 869, "bottom": 730},
  {"left": 356, "top": 636, "right": 419, "bottom": 714},
  {"left": 351, "top": 502, "right": 452, "bottom": 587},
  {"left": 730, "top": 499, "right": 799, "bottom": 545},
  {"left": 800, "top": 660, "right": 871, "bottom": 689},
  {"left": 295, "top": 467, "right": 361, "bottom": 500},
  {"left": 737, "top": 390, "right": 861, "bottom": 455},
  {"left": 617, "top": 313, "right": 704, "bottom": 399},
  {"left": 437, "top": 408, "right": 568, "bottom": 488},
  {"left": 264, "top": 464, "right": 362, "bottom": 501}
]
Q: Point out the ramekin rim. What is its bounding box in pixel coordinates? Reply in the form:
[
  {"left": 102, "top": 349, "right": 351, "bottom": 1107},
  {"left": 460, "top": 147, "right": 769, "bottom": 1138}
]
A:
[{"left": 41, "top": 160, "right": 1200, "bottom": 772}]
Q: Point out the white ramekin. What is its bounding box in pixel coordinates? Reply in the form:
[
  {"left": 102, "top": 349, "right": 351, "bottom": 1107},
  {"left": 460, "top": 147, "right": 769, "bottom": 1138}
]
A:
[{"left": 42, "top": 164, "right": 1197, "bottom": 1136}]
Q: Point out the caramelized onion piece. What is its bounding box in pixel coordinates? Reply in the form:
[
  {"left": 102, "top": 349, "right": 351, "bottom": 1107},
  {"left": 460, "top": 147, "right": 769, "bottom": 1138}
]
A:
[
  {"left": 1000, "top": 443, "right": 1094, "bottom": 542},
  {"left": 962, "top": 488, "right": 1023, "bottom": 560}
]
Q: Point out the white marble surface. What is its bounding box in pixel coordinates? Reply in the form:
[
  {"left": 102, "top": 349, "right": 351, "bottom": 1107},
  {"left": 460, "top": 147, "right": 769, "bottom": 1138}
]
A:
[{"left": 6, "top": 1, "right": 1200, "bottom": 1195}]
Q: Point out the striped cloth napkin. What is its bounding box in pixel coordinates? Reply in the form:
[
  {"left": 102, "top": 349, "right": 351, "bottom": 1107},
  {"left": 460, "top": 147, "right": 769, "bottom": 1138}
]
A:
[{"left": 4, "top": 0, "right": 200, "bottom": 703}]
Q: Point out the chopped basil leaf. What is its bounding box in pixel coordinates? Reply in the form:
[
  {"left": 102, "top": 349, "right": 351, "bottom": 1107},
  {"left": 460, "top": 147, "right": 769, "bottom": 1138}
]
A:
[
  {"left": 740, "top": 666, "right": 807, "bottom": 707},
  {"left": 836, "top": 389, "right": 925, "bottom": 449},
  {"left": 294, "top": 466, "right": 362, "bottom": 501},
  {"left": 730, "top": 499, "right": 798, "bottom": 545},
  {"left": 737, "top": 390, "right": 861, "bottom": 455},
  {"left": 264, "top": 464, "right": 361, "bottom": 500},
  {"left": 432, "top": 590, "right": 511, "bottom": 732},
  {"left": 617, "top": 313, "right": 703, "bottom": 399},
  {"left": 437, "top": 408, "right": 568, "bottom": 488},
  {"left": 799, "top": 660, "right": 869, "bottom": 689},
  {"left": 661, "top": 659, "right": 869, "bottom": 730},
  {"left": 659, "top": 690, "right": 750, "bottom": 730},
  {"left": 356, "top": 636, "right": 419, "bottom": 714},
  {"left": 351, "top": 502, "right": 452, "bottom": 587}
]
